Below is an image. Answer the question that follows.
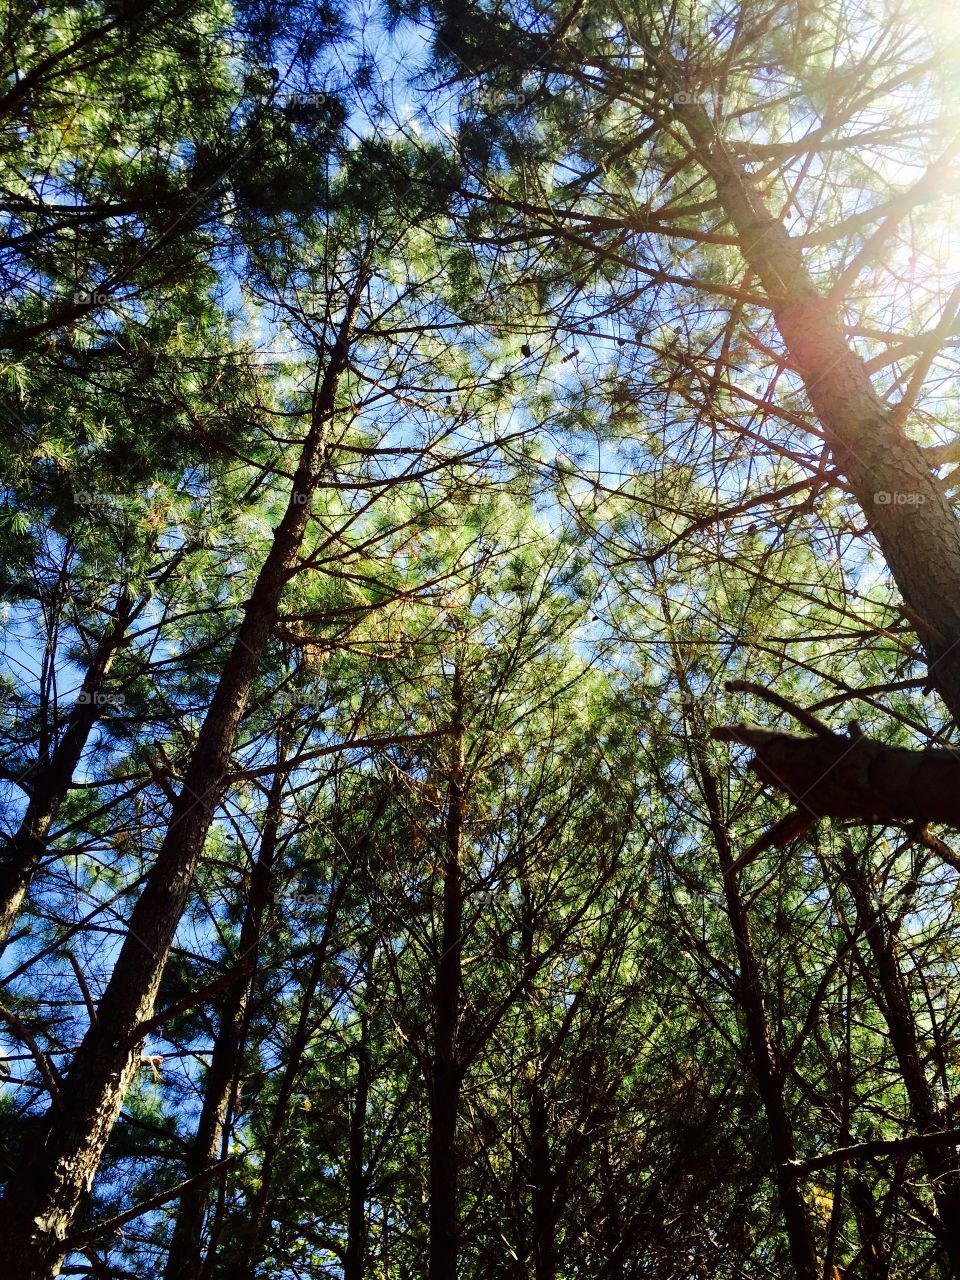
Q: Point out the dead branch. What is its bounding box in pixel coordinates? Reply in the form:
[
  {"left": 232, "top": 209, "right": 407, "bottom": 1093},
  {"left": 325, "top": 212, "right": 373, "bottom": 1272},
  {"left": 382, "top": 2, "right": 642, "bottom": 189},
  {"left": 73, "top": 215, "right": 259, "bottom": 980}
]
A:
[{"left": 712, "top": 723, "right": 960, "bottom": 827}]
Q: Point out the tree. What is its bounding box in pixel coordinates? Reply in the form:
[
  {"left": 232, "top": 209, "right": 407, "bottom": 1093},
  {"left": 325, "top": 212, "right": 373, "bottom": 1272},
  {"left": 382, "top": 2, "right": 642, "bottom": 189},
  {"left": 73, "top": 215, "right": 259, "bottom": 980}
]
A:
[{"left": 8, "top": 3, "right": 960, "bottom": 1277}]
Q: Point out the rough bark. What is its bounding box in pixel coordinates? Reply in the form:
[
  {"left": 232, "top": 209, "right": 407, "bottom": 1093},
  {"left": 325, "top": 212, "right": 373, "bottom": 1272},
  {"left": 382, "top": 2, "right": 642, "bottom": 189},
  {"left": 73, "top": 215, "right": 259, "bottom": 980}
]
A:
[
  {"left": 162, "top": 760, "right": 285, "bottom": 1280},
  {"left": 673, "top": 95, "right": 960, "bottom": 728},
  {"left": 0, "top": 588, "right": 137, "bottom": 950},
  {"left": 0, "top": 283, "right": 363, "bottom": 1280},
  {"left": 712, "top": 723, "right": 960, "bottom": 829}
]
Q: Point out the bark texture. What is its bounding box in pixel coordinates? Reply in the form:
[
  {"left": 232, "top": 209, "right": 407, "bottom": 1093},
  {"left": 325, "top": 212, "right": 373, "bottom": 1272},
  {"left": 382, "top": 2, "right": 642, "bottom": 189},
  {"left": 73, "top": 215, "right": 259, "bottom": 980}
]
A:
[
  {"left": 712, "top": 723, "right": 960, "bottom": 828},
  {"left": 674, "top": 95, "right": 960, "bottom": 728},
  {"left": 0, "top": 285, "right": 362, "bottom": 1280}
]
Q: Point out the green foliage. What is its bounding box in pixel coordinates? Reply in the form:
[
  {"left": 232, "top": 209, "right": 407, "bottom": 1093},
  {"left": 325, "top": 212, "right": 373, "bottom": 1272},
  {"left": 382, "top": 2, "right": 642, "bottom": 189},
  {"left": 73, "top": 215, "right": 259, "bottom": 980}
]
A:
[{"left": 4, "top": 2, "right": 960, "bottom": 1278}]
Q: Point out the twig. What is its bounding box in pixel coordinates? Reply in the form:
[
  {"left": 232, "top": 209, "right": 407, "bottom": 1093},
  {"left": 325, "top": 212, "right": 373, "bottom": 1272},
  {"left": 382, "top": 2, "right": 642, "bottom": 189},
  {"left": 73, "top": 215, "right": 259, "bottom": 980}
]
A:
[
  {"left": 0, "top": 1003, "right": 63, "bottom": 1110},
  {"left": 788, "top": 1129, "right": 960, "bottom": 1175},
  {"left": 67, "top": 1156, "right": 242, "bottom": 1249},
  {"left": 724, "top": 680, "right": 838, "bottom": 740}
]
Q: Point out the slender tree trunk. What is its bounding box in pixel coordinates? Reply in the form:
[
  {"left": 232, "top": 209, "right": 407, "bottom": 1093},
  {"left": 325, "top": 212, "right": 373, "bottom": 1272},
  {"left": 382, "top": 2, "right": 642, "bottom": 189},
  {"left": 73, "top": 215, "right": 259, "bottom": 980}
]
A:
[
  {"left": 596, "top": 1128, "right": 624, "bottom": 1280},
  {"left": 687, "top": 728, "right": 820, "bottom": 1279},
  {"left": 520, "top": 888, "right": 556, "bottom": 1280},
  {"left": 428, "top": 668, "right": 465, "bottom": 1280},
  {"left": 840, "top": 843, "right": 960, "bottom": 1276},
  {"left": 0, "top": 283, "right": 363, "bottom": 1280},
  {"left": 849, "top": 1173, "right": 892, "bottom": 1280},
  {"left": 717, "top": 847, "right": 819, "bottom": 1278},
  {"left": 527, "top": 1081, "right": 556, "bottom": 1280},
  {"left": 344, "top": 997, "right": 372, "bottom": 1280},
  {"left": 664, "top": 625, "right": 822, "bottom": 1279},
  {"left": 219, "top": 866, "right": 355, "bottom": 1280},
  {"left": 0, "top": 588, "right": 137, "bottom": 949},
  {"left": 163, "top": 758, "right": 285, "bottom": 1280},
  {"left": 673, "top": 93, "right": 960, "bottom": 727}
]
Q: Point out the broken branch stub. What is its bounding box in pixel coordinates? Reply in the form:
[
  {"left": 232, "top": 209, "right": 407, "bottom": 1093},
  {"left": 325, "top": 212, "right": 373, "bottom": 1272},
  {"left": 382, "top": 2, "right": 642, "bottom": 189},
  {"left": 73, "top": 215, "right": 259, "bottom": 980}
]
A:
[{"left": 711, "top": 723, "right": 960, "bottom": 827}]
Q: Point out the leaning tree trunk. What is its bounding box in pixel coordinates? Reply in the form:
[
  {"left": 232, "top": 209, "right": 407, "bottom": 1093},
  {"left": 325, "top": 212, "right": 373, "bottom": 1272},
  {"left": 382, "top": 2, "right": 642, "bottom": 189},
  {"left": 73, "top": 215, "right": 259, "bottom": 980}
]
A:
[
  {"left": 428, "top": 669, "right": 465, "bottom": 1280},
  {"left": 163, "top": 756, "right": 286, "bottom": 1280},
  {"left": 673, "top": 92, "right": 960, "bottom": 728},
  {"left": 0, "top": 281, "right": 363, "bottom": 1280},
  {"left": 219, "top": 864, "right": 356, "bottom": 1280},
  {"left": 0, "top": 588, "right": 137, "bottom": 950}
]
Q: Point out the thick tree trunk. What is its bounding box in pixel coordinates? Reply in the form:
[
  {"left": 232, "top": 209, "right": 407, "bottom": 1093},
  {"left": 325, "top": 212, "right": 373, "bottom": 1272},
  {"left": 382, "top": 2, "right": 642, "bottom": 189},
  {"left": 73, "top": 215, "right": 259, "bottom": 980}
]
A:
[
  {"left": 0, "top": 284, "right": 362, "bottom": 1280},
  {"left": 428, "top": 674, "right": 465, "bottom": 1280},
  {"left": 162, "top": 760, "right": 285, "bottom": 1280},
  {"left": 0, "top": 589, "right": 137, "bottom": 949},
  {"left": 840, "top": 844, "right": 960, "bottom": 1275},
  {"left": 676, "top": 97, "right": 960, "bottom": 727}
]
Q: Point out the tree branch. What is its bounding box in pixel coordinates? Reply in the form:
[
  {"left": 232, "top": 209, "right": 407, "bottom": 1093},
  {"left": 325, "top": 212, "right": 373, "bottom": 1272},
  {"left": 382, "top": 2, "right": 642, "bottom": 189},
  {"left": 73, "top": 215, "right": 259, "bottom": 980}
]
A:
[
  {"left": 712, "top": 723, "right": 960, "bottom": 827},
  {"left": 788, "top": 1130, "right": 960, "bottom": 1175},
  {"left": 66, "top": 1156, "right": 241, "bottom": 1249}
]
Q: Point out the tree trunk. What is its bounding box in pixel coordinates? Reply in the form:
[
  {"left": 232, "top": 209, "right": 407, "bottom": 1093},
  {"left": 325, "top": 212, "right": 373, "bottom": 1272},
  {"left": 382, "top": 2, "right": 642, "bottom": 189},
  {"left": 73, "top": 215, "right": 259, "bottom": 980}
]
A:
[
  {"left": 218, "top": 862, "right": 357, "bottom": 1280},
  {"left": 675, "top": 95, "right": 960, "bottom": 727},
  {"left": 520, "top": 888, "right": 556, "bottom": 1280},
  {"left": 0, "top": 588, "right": 137, "bottom": 949},
  {"left": 690, "top": 727, "right": 821, "bottom": 1279},
  {"left": 162, "top": 757, "right": 285, "bottom": 1280},
  {"left": 596, "top": 1129, "right": 624, "bottom": 1280},
  {"left": 527, "top": 1079, "right": 556, "bottom": 1280},
  {"left": 0, "top": 282, "right": 362, "bottom": 1280},
  {"left": 428, "top": 668, "right": 465, "bottom": 1280},
  {"left": 840, "top": 843, "right": 960, "bottom": 1276},
  {"left": 849, "top": 1173, "right": 892, "bottom": 1280},
  {"left": 344, "top": 996, "right": 372, "bottom": 1280}
]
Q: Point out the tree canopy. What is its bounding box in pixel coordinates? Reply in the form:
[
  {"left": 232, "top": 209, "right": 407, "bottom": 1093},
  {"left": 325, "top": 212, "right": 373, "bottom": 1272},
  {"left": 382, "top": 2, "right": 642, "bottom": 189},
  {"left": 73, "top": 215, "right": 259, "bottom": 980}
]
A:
[{"left": 4, "top": 1, "right": 960, "bottom": 1277}]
